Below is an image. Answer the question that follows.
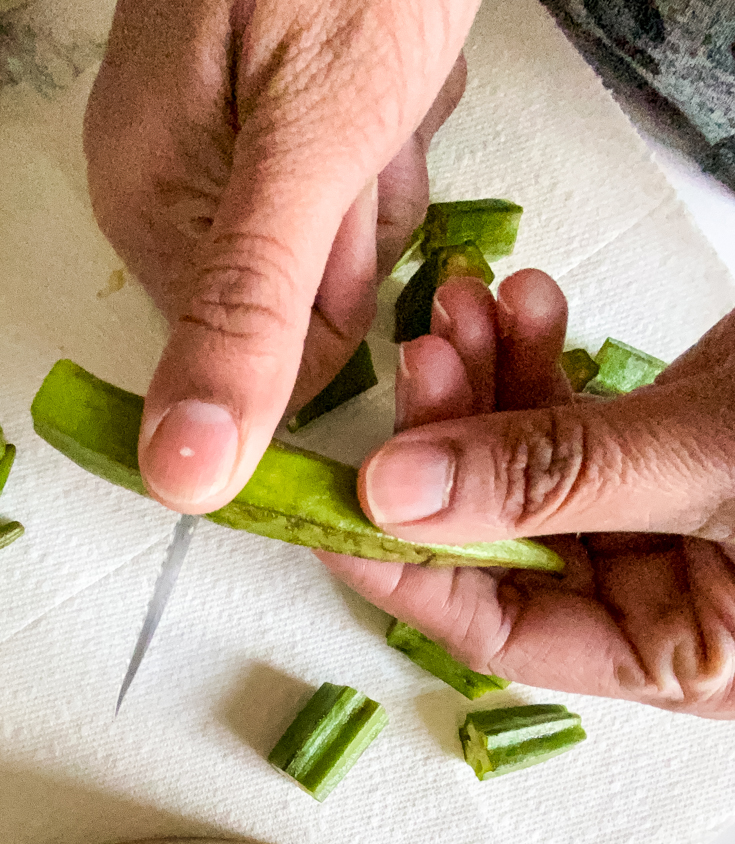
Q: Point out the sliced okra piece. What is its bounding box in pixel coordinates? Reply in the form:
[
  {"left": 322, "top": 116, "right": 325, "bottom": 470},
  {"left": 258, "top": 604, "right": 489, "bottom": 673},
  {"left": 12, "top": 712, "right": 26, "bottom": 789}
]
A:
[
  {"left": 561, "top": 348, "right": 600, "bottom": 393},
  {"left": 0, "top": 442, "right": 16, "bottom": 494},
  {"left": 421, "top": 199, "right": 523, "bottom": 263},
  {"left": 460, "top": 704, "right": 586, "bottom": 780},
  {"left": 287, "top": 340, "right": 378, "bottom": 432},
  {"left": 394, "top": 241, "right": 494, "bottom": 343},
  {"left": 268, "top": 683, "right": 388, "bottom": 802},
  {"left": 386, "top": 620, "right": 509, "bottom": 698},
  {"left": 0, "top": 520, "right": 24, "bottom": 549},
  {"left": 31, "top": 360, "right": 564, "bottom": 570},
  {"left": 585, "top": 337, "right": 667, "bottom": 396}
]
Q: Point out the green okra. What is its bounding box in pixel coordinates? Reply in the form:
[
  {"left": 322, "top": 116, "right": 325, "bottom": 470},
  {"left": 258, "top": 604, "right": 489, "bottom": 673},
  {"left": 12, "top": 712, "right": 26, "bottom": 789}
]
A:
[
  {"left": 0, "top": 442, "right": 16, "bottom": 495},
  {"left": 268, "top": 683, "right": 388, "bottom": 801},
  {"left": 394, "top": 241, "right": 494, "bottom": 343},
  {"left": 386, "top": 619, "right": 509, "bottom": 698},
  {"left": 0, "top": 520, "right": 24, "bottom": 549},
  {"left": 561, "top": 348, "right": 600, "bottom": 393},
  {"left": 585, "top": 337, "right": 667, "bottom": 396},
  {"left": 459, "top": 704, "right": 586, "bottom": 780},
  {"left": 31, "top": 360, "right": 564, "bottom": 570},
  {"left": 421, "top": 199, "right": 523, "bottom": 263},
  {"left": 287, "top": 340, "right": 378, "bottom": 432}
]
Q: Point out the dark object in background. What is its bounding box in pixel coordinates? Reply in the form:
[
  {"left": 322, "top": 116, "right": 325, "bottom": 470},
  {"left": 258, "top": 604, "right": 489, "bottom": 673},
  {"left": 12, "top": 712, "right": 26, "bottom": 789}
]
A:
[{"left": 539, "top": 0, "right": 735, "bottom": 193}]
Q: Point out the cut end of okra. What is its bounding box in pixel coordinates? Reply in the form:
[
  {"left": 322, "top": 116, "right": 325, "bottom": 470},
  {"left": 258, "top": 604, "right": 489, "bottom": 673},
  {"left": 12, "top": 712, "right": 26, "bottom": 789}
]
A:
[
  {"left": 287, "top": 340, "right": 378, "bottom": 432},
  {"left": 561, "top": 349, "right": 599, "bottom": 393},
  {"left": 0, "top": 520, "right": 24, "bottom": 550},
  {"left": 394, "top": 241, "right": 494, "bottom": 343},
  {"left": 460, "top": 704, "right": 586, "bottom": 780},
  {"left": 585, "top": 337, "right": 667, "bottom": 396},
  {"left": 422, "top": 199, "right": 523, "bottom": 263},
  {"left": 386, "top": 620, "right": 509, "bottom": 699},
  {"left": 268, "top": 683, "right": 388, "bottom": 802},
  {"left": 32, "top": 360, "right": 564, "bottom": 571}
]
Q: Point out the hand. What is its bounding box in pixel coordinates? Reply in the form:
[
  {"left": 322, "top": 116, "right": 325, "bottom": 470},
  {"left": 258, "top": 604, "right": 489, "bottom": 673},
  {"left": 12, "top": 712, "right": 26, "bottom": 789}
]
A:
[
  {"left": 319, "top": 271, "right": 735, "bottom": 718},
  {"left": 84, "top": 0, "right": 478, "bottom": 513}
]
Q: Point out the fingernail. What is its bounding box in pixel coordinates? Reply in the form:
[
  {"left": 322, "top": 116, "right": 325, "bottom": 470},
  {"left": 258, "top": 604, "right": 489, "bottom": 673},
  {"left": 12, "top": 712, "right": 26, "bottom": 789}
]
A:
[
  {"left": 431, "top": 290, "right": 453, "bottom": 339},
  {"left": 365, "top": 440, "right": 456, "bottom": 525},
  {"left": 394, "top": 344, "right": 410, "bottom": 433},
  {"left": 142, "top": 399, "right": 239, "bottom": 507}
]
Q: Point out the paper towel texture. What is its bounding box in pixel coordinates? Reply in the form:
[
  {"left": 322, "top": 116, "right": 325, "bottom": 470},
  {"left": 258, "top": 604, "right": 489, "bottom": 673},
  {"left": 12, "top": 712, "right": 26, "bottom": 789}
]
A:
[{"left": 1, "top": 1, "right": 735, "bottom": 843}]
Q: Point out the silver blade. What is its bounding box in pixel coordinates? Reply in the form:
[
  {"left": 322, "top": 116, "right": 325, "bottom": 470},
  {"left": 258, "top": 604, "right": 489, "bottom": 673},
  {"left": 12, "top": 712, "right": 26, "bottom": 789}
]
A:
[{"left": 116, "top": 513, "right": 199, "bottom": 714}]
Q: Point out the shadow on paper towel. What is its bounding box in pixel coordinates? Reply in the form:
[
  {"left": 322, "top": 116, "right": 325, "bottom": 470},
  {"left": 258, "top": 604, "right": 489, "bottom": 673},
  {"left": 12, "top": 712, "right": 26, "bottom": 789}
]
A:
[
  {"left": 217, "top": 661, "right": 316, "bottom": 760},
  {"left": 0, "top": 759, "right": 234, "bottom": 844}
]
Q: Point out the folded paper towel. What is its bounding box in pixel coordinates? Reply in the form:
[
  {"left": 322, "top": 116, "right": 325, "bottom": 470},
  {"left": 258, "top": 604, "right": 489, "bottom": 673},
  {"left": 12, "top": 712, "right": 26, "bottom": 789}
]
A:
[{"left": 1, "top": 1, "right": 735, "bottom": 844}]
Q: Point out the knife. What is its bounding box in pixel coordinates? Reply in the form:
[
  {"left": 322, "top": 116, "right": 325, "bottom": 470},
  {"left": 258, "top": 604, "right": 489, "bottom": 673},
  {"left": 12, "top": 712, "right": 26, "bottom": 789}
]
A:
[{"left": 115, "top": 513, "right": 200, "bottom": 714}]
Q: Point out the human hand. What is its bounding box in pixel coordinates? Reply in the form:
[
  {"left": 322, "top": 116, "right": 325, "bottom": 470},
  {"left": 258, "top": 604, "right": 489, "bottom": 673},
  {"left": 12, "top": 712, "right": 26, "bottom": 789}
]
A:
[
  {"left": 84, "top": 0, "right": 477, "bottom": 513},
  {"left": 319, "top": 271, "right": 735, "bottom": 718}
]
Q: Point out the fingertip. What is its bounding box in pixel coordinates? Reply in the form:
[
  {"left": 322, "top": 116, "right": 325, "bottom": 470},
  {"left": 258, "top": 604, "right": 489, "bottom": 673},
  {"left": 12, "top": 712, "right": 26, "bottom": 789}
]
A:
[{"left": 497, "top": 269, "right": 567, "bottom": 335}]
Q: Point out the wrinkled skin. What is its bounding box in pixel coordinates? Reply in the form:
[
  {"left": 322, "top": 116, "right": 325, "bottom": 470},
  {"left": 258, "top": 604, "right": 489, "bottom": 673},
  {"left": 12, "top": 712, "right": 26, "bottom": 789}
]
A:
[
  {"left": 320, "top": 272, "right": 735, "bottom": 719},
  {"left": 84, "top": 0, "right": 477, "bottom": 513}
]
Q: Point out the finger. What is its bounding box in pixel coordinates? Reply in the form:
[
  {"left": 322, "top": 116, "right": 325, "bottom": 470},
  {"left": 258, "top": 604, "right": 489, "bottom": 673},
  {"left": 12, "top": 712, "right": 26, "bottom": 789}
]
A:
[
  {"left": 286, "top": 180, "right": 379, "bottom": 414},
  {"left": 358, "top": 367, "right": 735, "bottom": 543},
  {"left": 133, "top": 1, "right": 480, "bottom": 513},
  {"left": 495, "top": 269, "right": 571, "bottom": 410},
  {"left": 394, "top": 336, "right": 473, "bottom": 433},
  {"left": 376, "top": 53, "right": 467, "bottom": 279},
  {"left": 431, "top": 277, "right": 497, "bottom": 413},
  {"left": 592, "top": 538, "right": 705, "bottom": 705},
  {"left": 317, "top": 547, "right": 654, "bottom": 703}
]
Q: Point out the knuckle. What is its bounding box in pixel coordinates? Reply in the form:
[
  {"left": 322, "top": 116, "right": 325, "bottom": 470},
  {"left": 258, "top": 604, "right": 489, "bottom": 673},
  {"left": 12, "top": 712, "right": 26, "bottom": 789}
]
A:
[
  {"left": 497, "top": 408, "right": 590, "bottom": 533},
  {"left": 183, "top": 233, "right": 308, "bottom": 340}
]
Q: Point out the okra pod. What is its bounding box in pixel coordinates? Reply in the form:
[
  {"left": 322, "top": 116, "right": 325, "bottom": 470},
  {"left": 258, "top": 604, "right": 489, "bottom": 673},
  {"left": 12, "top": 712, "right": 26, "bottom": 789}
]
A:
[
  {"left": 394, "top": 241, "right": 494, "bottom": 343},
  {"left": 421, "top": 199, "right": 523, "bottom": 263},
  {"left": 268, "top": 683, "right": 388, "bottom": 801},
  {"left": 31, "top": 360, "right": 564, "bottom": 570},
  {"left": 561, "top": 348, "right": 600, "bottom": 393},
  {"left": 0, "top": 520, "right": 24, "bottom": 549},
  {"left": 460, "top": 704, "right": 586, "bottom": 780},
  {"left": 386, "top": 620, "right": 509, "bottom": 698},
  {"left": 287, "top": 340, "right": 378, "bottom": 432},
  {"left": 585, "top": 337, "right": 667, "bottom": 396}
]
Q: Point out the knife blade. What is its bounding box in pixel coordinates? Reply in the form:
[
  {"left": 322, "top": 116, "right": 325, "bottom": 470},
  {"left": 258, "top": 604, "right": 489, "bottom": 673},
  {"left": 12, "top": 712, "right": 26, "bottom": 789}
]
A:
[{"left": 116, "top": 513, "right": 200, "bottom": 714}]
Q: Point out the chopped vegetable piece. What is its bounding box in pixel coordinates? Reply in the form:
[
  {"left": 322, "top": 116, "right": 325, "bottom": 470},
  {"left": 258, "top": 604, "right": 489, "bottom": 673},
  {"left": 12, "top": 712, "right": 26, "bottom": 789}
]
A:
[
  {"left": 31, "top": 360, "right": 564, "bottom": 570},
  {"left": 268, "top": 683, "right": 388, "bottom": 801},
  {"left": 287, "top": 340, "right": 378, "bottom": 432},
  {"left": 561, "top": 349, "right": 600, "bottom": 393},
  {"left": 422, "top": 199, "right": 523, "bottom": 263},
  {"left": 394, "top": 241, "right": 494, "bottom": 343},
  {"left": 0, "top": 424, "right": 5, "bottom": 456},
  {"left": 585, "top": 337, "right": 667, "bottom": 396},
  {"left": 0, "top": 521, "right": 24, "bottom": 549},
  {"left": 0, "top": 443, "right": 15, "bottom": 495},
  {"left": 459, "top": 704, "right": 586, "bottom": 780},
  {"left": 386, "top": 619, "right": 509, "bottom": 698}
]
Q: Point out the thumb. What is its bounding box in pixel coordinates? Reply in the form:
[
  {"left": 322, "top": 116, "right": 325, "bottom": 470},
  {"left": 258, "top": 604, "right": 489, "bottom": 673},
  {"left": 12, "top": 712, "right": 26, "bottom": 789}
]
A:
[
  {"left": 138, "top": 159, "right": 378, "bottom": 513},
  {"left": 357, "top": 371, "right": 735, "bottom": 543}
]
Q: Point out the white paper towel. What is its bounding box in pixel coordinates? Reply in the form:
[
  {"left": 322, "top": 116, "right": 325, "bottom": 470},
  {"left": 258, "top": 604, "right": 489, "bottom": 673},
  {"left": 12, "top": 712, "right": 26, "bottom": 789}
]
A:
[{"left": 1, "top": 1, "right": 735, "bottom": 843}]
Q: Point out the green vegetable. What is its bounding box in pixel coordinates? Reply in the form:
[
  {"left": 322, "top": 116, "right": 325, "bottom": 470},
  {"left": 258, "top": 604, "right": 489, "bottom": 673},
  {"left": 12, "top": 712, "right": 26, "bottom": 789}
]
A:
[
  {"left": 268, "top": 683, "right": 388, "bottom": 801},
  {"left": 394, "top": 241, "right": 494, "bottom": 343},
  {"left": 561, "top": 348, "right": 600, "bottom": 393},
  {"left": 386, "top": 619, "right": 509, "bottom": 698},
  {"left": 287, "top": 340, "right": 378, "bottom": 432},
  {"left": 459, "top": 704, "right": 586, "bottom": 780},
  {"left": 0, "top": 442, "right": 16, "bottom": 495},
  {"left": 421, "top": 199, "right": 523, "bottom": 263},
  {"left": 585, "top": 337, "right": 667, "bottom": 396},
  {"left": 31, "top": 360, "right": 564, "bottom": 570},
  {"left": 0, "top": 520, "right": 24, "bottom": 549}
]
